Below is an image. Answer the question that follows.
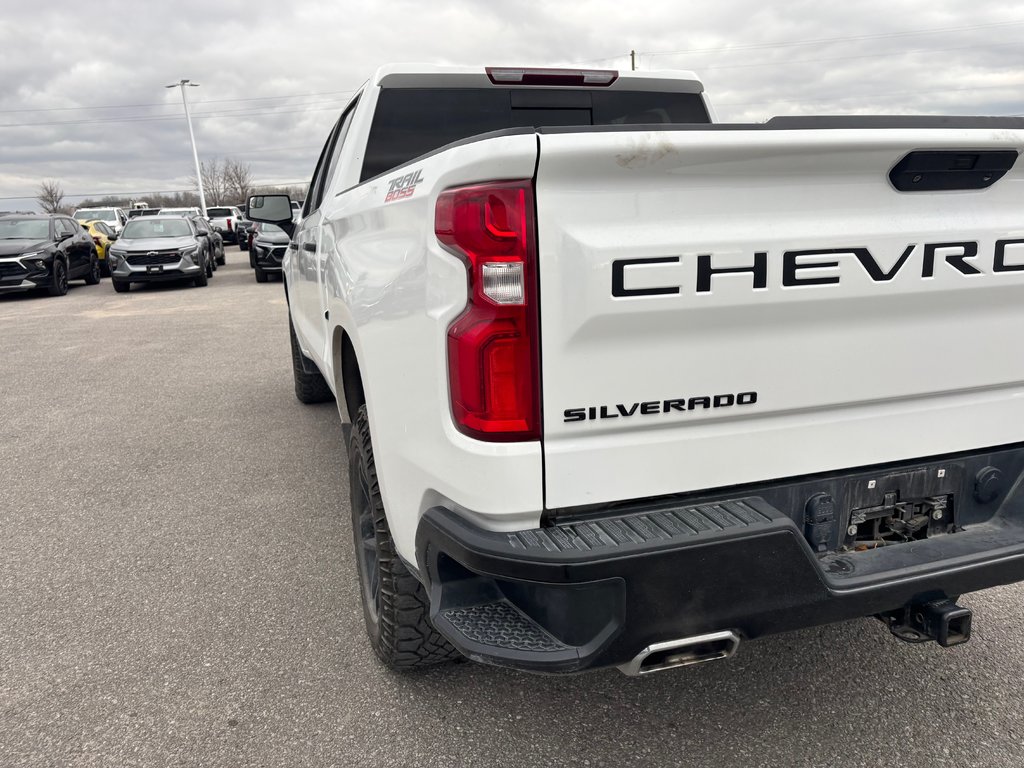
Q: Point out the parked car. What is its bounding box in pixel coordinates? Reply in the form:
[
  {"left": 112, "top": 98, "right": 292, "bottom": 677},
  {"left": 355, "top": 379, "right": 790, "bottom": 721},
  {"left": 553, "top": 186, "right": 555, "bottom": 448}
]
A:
[
  {"left": 0, "top": 214, "right": 100, "bottom": 296},
  {"left": 80, "top": 219, "right": 118, "bottom": 276},
  {"left": 106, "top": 216, "right": 211, "bottom": 292},
  {"left": 234, "top": 206, "right": 254, "bottom": 251},
  {"left": 205, "top": 206, "right": 243, "bottom": 244},
  {"left": 158, "top": 207, "right": 202, "bottom": 217},
  {"left": 248, "top": 63, "right": 1024, "bottom": 676},
  {"left": 73, "top": 207, "right": 128, "bottom": 233},
  {"left": 187, "top": 214, "right": 225, "bottom": 269},
  {"left": 249, "top": 222, "right": 288, "bottom": 282}
]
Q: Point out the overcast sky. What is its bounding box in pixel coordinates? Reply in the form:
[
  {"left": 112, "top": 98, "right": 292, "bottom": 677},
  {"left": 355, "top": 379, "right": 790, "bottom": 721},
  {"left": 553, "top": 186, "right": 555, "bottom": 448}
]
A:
[{"left": 1, "top": 0, "right": 1022, "bottom": 211}]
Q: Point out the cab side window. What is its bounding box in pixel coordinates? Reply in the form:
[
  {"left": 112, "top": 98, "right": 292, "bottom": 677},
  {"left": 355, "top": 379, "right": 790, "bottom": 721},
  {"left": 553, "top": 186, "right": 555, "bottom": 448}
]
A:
[
  {"left": 321, "top": 101, "right": 358, "bottom": 198},
  {"left": 303, "top": 96, "right": 360, "bottom": 217}
]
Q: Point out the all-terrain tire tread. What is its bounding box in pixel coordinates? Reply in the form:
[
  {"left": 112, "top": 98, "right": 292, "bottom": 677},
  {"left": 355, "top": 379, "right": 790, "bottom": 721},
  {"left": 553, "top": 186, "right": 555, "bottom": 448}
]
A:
[
  {"left": 351, "top": 405, "right": 460, "bottom": 669},
  {"left": 289, "top": 318, "right": 334, "bottom": 404}
]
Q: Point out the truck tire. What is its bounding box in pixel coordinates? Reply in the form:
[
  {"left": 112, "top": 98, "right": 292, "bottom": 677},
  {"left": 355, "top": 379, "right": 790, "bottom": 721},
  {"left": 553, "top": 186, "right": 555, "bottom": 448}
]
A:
[
  {"left": 289, "top": 317, "right": 333, "bottom": 404},
  {"left": 349, "top": 405, "right": 460, "bottom": 669}
]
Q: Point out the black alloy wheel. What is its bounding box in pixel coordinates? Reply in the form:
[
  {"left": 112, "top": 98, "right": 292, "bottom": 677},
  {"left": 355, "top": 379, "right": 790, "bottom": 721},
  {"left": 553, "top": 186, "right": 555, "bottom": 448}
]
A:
[
  {"left": 353, "top": 461, "right": 381, "bottom": 626},
  {"left": 47, "top": 259, "right": 68, "bottom": 296},
  {"left": 84, "top": 254, "right": 101, "bottom": 285}
]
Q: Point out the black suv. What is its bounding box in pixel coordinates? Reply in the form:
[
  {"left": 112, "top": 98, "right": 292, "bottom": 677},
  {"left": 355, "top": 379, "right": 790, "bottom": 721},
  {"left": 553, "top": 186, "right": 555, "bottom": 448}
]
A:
[
  {"left": 0, "top": 214, "right": 100, "bottom": 296},
  {"left": 249, "top": 222, "right": 289, "bottom": 282}
]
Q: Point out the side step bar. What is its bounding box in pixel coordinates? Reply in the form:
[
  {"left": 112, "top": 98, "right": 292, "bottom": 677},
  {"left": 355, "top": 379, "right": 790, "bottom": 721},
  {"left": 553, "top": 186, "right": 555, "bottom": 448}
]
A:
[{"left": 618, "top": 630, "right": 741, "bottom": 676}]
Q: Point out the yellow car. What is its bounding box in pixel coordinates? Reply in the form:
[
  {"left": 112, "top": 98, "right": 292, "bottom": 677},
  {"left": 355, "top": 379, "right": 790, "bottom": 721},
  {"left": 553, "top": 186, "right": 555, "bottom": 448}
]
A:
[{"left": 81, "top": 219, "right": 118, "bottom": 276}]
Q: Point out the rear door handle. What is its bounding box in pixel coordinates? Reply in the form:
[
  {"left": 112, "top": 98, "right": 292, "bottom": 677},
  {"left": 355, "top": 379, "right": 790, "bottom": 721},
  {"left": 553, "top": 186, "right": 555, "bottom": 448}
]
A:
[{"left": 302, "top": 242, "right": 317, "bottom": 252}]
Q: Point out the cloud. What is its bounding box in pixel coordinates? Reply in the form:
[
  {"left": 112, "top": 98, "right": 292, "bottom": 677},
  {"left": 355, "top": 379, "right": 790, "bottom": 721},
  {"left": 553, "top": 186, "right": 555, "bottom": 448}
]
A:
[{"left": 1, "top": 0, "right": 1021, "bottom": 210}]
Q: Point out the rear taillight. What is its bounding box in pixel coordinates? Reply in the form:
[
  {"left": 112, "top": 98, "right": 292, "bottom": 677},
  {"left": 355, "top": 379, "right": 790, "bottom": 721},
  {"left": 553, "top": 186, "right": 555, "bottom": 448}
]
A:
[
  {"left": 227, "top": 219, "right": 233, "bottom": 231},
  {"left": 92, "top": 236, "right": 101, "bottom": 245},
  {"left": 435, "top": 180, "right": 540, "bottom": 441}
]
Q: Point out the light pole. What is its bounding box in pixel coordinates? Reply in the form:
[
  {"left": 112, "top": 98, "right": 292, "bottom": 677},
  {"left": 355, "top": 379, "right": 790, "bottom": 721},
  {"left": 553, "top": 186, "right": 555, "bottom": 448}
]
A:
[{"left": 165, "top": 79, "right": 207, "bottom": 217}]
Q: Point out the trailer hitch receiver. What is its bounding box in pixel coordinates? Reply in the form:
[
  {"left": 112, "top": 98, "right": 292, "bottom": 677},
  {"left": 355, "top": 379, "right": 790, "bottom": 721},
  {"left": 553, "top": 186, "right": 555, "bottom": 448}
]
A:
[{"left": 878, "top": 599, "right": 972, "bottom": 647}]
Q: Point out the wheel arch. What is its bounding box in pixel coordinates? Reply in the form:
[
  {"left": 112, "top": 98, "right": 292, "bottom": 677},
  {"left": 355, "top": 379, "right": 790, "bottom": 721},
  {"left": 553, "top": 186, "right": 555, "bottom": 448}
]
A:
[{"left": 332, "top": 325, "right": 364, "bottom": 425}]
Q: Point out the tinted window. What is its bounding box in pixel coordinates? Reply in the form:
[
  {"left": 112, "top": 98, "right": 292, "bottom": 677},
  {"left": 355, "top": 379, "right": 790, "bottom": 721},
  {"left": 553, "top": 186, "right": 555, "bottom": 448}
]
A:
[
  {"left": 304, "top": 120, "right": 340, "bottom": 216},
  {"left": 361, "top": 87, "right": 710, "bottom": 181},
  {"left": 321, "top": 99, "right": 358, "bottom": 197},
  {"left": 206, "top": 207, "right": 232, "bottom": 217},
  {"left": 58, "top": 219, "right": 78, "bottom": 236}
]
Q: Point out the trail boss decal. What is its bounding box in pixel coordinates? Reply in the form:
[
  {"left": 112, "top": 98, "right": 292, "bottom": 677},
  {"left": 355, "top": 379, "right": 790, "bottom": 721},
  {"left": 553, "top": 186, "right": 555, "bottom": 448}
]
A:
[
  {"left": 611, "top": 239, "right": 1024, "bottom": 297},
  {"left": 385, "top": 169, "right": 423, "bottom": 203},
  {"left": 564, "top": 391, "right": 758, "bottom": 423}
]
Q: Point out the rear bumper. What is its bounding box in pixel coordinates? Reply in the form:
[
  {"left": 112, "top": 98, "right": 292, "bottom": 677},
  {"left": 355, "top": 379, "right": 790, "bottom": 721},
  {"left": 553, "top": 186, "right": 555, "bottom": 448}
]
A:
[{"left": 415, "top": 443, "right": 1024, "bottom": 673}]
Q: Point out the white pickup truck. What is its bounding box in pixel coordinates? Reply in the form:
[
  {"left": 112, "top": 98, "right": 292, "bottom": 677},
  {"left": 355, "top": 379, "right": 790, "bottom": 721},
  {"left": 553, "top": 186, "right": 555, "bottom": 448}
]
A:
[
  {"left": 206, "top": 205, "right": 244, "bottom": 246},
  {"left": 248, "top": 64, "right": 1024, "bottom": 675}
]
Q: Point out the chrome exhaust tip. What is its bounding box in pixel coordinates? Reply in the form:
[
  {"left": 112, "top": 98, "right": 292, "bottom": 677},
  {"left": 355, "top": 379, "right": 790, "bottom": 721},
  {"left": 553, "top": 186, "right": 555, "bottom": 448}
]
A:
[{"left": 618, "top": 630, "right": 740, "bottom": 676}]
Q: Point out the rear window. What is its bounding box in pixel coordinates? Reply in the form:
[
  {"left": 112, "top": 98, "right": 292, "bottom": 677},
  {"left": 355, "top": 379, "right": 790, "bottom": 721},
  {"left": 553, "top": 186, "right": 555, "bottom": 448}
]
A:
[
  {"left": 206, "top": 207, "right": 232, "bottom": 217},
  {"left": 361, "top": 87, "right": 710, "bottom": 181},
  {"left": 75, "top": 209, "right": 115, "bottom": 221}
]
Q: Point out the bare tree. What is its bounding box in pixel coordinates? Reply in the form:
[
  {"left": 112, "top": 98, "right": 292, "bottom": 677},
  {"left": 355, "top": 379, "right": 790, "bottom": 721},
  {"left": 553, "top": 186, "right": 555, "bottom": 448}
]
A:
[
  {"left": 36, "top": 179, "right": 66, "bottom": 213},
  {"left": 222, "top": 158, "right": 254, "bottom": 204},
  {"left": 190, "top": 158, "right": 228, "bottom": 207}
]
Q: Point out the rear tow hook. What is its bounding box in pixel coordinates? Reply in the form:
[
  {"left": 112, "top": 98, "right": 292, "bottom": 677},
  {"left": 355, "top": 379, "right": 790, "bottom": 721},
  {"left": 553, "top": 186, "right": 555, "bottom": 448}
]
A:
[{"left": 878, "top": 599, "right": 972, "bottom": 647}]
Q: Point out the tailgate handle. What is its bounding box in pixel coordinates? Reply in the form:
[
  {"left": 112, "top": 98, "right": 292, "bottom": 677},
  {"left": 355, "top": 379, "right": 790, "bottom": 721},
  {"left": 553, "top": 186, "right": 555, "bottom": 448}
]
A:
[{"left": 889, "top": 149, "right": 1018, "bottom": 191}]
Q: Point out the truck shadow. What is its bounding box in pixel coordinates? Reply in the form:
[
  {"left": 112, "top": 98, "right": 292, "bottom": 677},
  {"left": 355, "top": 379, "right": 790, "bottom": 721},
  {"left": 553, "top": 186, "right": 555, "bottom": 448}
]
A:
[{"left": 368, "top": 591, "right": 1019, "bottom": 765}]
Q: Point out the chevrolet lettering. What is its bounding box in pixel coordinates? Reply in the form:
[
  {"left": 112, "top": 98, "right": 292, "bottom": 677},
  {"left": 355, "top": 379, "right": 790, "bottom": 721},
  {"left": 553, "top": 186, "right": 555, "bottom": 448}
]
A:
[{"left": 612, "top": 239, "right": 1024, "bottom": 297}]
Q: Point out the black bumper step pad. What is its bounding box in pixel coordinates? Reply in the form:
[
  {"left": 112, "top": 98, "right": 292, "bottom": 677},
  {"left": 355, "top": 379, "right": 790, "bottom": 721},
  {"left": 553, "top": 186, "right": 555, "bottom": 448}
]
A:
[
  {"left": 507, "top": 497, "right": 778, "bottom": 554},
  {"left": 438, "top": 601, "right": 569, "bottom": 653}
]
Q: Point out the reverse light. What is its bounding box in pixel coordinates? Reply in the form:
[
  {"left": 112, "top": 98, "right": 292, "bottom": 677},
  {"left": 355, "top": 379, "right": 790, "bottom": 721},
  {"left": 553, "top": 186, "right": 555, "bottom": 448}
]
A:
[
  {"left": 486, "top": 67, "right": 618, "bottom": 87},
  {"left": 435, "top": 181, "right": 540, "bottom": 441}
]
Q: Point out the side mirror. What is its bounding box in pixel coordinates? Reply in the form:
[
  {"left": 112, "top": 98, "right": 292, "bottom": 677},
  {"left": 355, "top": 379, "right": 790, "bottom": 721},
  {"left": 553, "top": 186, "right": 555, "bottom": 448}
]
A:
[
  {"left": 58, "top": 231, "right": 73, "bottom": 241},
  {"left": 108, "top": 233, "right": 119, "bottom": 242},
  {"left": 247, "top": 194, "right": 295, "bottom": 239}
]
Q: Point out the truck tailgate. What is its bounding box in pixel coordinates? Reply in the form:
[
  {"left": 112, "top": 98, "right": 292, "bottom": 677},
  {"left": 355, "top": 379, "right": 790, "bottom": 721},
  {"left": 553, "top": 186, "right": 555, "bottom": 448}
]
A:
[{"left": 535, "top": 124, "right": 1024, "bottom": 510}]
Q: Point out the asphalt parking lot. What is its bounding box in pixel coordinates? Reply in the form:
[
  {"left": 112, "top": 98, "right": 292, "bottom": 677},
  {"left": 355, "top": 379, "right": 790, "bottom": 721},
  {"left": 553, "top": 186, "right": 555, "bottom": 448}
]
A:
[{"left": 3, "top": 250, "right": 1024, "bottom": 767}]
